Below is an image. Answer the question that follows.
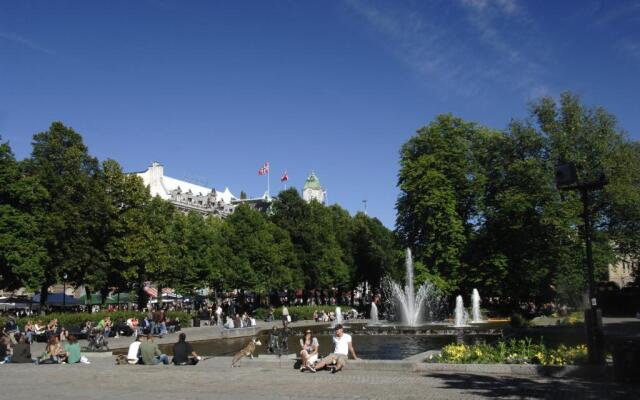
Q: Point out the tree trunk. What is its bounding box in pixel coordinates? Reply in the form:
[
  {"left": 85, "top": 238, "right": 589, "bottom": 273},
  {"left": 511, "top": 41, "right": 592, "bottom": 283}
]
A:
[
  {"left": 100, "top": 286, "right": 109, "bottom": 306},
  {"left": 137, "top": 268, "right": 146, "bottom": 310},
  {"left": 85, "top": 286, "right": 92, "bottom": 313},
  {"left": 39, "top": 283, "right": 49, "bottom": 307}
]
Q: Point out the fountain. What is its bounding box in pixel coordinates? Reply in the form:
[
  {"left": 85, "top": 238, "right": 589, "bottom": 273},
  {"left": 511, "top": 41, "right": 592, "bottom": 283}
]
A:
[
  {"left": 370, "top": 302, "right": 379, "bottom": 324},
  {"left": 333, "top": 306, "right": 342, "bottom": 327},
  {"left": 384, "top": 249, "right": 445, "bottom": 326},
  {"left": 471, "top": 288, "right": 483, "bottom": 323},
  {"left": 454, "top": 295, "right": 469, "bottom": 327}
]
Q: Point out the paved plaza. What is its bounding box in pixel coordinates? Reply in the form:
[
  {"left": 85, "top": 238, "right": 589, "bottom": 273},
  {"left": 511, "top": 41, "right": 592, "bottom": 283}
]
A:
[
  {"left": 1, "top": 356, "right": 639, "bottom": 400},
  {"left": 4, "top": 317, "right": 639, "bottom": 399}
]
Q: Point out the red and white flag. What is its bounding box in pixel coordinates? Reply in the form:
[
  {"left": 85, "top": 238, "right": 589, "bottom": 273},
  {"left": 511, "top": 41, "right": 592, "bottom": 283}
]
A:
[
  {"left": 258, "top": 161, "right": 269, "bottom": 176},
  {"left": 280, "top": 170, "right": 288, "bottom": 182}
]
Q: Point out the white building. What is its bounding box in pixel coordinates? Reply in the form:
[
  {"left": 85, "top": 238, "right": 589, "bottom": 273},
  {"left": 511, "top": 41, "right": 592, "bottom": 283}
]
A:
[
  {"left": 302, "top": 171, "right": 326, "bottom": 204},
  {"left": 136, "top": 162, "right": 269, "bottom": 217}
]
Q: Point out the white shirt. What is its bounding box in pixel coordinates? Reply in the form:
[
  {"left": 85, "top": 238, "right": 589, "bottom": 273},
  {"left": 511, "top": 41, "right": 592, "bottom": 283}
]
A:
[
  {"left": 332, "top": 333, "right": 352, "bottom": 356},
  {"left": 127, "top": 341, "right": 142, "bottom": 362}
]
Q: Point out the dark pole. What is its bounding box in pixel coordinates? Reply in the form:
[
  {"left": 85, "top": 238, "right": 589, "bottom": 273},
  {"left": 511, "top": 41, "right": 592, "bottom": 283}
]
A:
[
  {"left": 555, "top": 164, "right": 606, "bottom": 365},
  {"left": 63, "top": 273, "right": 67, "bottom": 309},
  {"left": 581, "top": 189, "right": 596, "bottom": 306}
]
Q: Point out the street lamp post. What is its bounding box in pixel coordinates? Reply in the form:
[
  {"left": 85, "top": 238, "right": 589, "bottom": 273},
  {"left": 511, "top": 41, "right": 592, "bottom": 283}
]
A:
[
  {"left": 555, "top": 163, "right": 607, "bottom": 365},
  {"left": 62, "top": 273, "right": 68, "bottom": 309}
]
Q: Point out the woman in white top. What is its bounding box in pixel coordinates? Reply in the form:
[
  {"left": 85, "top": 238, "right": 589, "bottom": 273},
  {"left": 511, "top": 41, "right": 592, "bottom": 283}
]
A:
[{"left": 299, "top": 329, "right": 319, "bottom": 372}]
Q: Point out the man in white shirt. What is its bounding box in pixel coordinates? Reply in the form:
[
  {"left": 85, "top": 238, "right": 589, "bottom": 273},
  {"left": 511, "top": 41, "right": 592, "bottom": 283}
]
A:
[
  {"left": 127, "top": 334, "right": 144, "bottom": 364},
  {"left": 314, "top": 324, "right": 358, "bottom": 373}
]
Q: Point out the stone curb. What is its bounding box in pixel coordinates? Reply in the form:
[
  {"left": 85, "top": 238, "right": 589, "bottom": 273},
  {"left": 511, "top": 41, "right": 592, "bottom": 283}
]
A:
[
  {"left": 221, "top": 355, "right": 612, "bottom": 379},
  {"left": 414, "top": 362, "right": 612, "bottom": 379}
]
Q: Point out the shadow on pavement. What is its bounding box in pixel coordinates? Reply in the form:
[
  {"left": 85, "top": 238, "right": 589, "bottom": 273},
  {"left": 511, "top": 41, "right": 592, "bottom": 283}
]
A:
[{"left": 424, "top": 372, "right": 640, "bottom": 399}]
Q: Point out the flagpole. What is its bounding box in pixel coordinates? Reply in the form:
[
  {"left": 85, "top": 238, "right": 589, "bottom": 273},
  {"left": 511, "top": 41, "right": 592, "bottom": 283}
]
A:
[{"left": 267, "top": 167, "right": 270, "bottom": 198}]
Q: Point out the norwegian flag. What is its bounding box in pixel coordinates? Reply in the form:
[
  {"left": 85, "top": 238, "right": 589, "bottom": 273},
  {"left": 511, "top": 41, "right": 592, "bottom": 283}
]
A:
[
  {"left": 280, "top": 170, "right": 288, "bottom": 182},
  {"left": 258, "top": 161, "right": 269, "bottom": 175}
]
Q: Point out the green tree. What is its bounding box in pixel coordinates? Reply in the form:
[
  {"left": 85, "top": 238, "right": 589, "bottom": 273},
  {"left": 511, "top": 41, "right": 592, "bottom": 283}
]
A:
[
  {"left": 24, "top": 122, "right": 102, "bottom": 305},
  {"left": 396, "top": 115, "right": 487, "bottom": 288},
  {"left": 0, "top": 139, "right": 47, "bottom": 290},
  {"left": 222, "top": 204, "right": 300, "bottom": 293},
  {"left": 271, "top": 188, "right": 350, "bottom": 289},
  {"left": 351, "top": 212, "right": 399, "bottom": 292}
]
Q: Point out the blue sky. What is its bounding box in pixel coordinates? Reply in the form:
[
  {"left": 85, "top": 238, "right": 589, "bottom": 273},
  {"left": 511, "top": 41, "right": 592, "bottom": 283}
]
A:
[{"left": 1, "top": 0, "right": 639, "bottom": 228}]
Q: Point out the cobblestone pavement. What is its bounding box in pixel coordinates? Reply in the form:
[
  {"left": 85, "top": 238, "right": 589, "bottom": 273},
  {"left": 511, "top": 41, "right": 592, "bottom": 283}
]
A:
[{"left": 1, "top": 357, "right": 638, "bottom": 400}]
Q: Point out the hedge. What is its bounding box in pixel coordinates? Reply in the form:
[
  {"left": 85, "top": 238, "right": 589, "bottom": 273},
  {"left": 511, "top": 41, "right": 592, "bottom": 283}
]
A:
[{"left": 0, "top": 311, "right": 191, "bottom": 330}]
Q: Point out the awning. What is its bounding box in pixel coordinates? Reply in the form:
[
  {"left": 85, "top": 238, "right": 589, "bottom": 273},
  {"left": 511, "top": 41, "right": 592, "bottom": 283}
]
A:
[
  {"left": 32, "top": 293, "right": 82, "bottom": 305},
  {"left": 144, "top": 287, "right": 180, "bottom": 299}
]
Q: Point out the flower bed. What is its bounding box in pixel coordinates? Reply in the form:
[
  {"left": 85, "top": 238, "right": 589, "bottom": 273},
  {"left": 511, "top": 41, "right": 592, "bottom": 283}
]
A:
[{"left": 428, "top": 338, "right": 588, "bottom": 366}]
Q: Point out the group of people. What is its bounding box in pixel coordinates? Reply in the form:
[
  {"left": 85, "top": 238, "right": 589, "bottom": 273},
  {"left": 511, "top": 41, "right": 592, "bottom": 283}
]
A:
[
  {"left": 126, "top": 332, "right": 201, "bottom": 366},
  {"left": 0, "top": 331, "right": 84, "bottom": 365},
  {"left": 298, "top": 324, "right": 358, "bottom": 373}
]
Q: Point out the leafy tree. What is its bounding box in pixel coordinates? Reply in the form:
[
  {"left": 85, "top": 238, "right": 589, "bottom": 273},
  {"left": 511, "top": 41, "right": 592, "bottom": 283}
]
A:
[
  {"left": 24, "top": 122, "right": 102, "bottom": 305},
  {"left": 0, "top": 139, "right": 47, "bottom": 290},
  {"left": 222, "top": 204, "right": 300, "bottom": 293},
  {"left": 351, "top": 212, "right": 398, "bottom": 291},
  {"left": 270, "top": 189, "right": 349, "bottom": 289},
  {"left": 396, "top": 115, "right": 486, "bottom": 288}
]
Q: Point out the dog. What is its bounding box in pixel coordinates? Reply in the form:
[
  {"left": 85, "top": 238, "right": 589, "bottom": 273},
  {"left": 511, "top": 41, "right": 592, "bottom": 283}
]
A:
[{"left": 231, "top": 338, "right": 262, "bottom": 367}]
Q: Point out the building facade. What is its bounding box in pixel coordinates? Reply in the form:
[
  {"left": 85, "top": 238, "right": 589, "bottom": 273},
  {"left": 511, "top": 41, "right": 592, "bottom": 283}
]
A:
[
  {"left": 136, "top": 162, "right": 269, "bottom": 217},
  {"left": 608, "top": 254, "right": 638, "bottom": 288}
]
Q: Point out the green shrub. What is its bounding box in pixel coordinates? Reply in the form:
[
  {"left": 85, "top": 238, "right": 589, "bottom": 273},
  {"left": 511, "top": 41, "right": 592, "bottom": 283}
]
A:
[
  {"left": 427, "top": 338, "right": 588, "bottom": 366},
  {"left": 0, "top": 311, "right": 191, "bottom": 330},
  {"left": 509, "top": 313, "right": 530, "bottom": 328}
]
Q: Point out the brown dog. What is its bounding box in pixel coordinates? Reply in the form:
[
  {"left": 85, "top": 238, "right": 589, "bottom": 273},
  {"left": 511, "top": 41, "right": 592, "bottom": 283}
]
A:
[{"left": 231, "top": 338, "right": 262, "bottom": 367}]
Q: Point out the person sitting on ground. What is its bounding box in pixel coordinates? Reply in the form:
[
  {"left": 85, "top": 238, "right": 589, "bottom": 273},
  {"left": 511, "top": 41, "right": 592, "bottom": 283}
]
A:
[
  {"left": 59, "top": 326, "right": 69, "bottom": 342},
  {"left": 127, "top": 334, "right": 144, "bottom": 364},
  {"left": 40, "top": 336, "right": 67, "bottom": 364},
  {"left": 0, "top": 334, "right": 11, "bottom": 363},
  {"left": 314, "top": 324, "right": 358, "bottom": 373},
  {"left": 63, "top": 335, "right": 82, "bottom": 364},
  {"left": 23, "top": 320, "right": 35, "bottom": 344},
  {"left": 299, "top": 329, "right": 319, "bottom": 372},
  {"left": 97, "top": 316, "right": 112, "bottom": 338},
  {"left": 45, "top": 319, "right": 58, "bottom": 339},
  {"left": 80, "top": 320, "right": 93, "bottom": 335},
  {"left": 126, "top": 316, "right": 139, "bottom": 335},
  {"left": 140, "top": 334, "right": 168, "bottom": 365},
  {"left": 34, "top": 320, "right": 45, "bottom": 336},
  {"left": 10, "top": 333, "right": 35, "bottom": 363},
  {"left": 171, "top": 333, "right": 201, "bottom": 365},
  {"left": 233, "top": 314, "right": 241, "bottom": 328}
]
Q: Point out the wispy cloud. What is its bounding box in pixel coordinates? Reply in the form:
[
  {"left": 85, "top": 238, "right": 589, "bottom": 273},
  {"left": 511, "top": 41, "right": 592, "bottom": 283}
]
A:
[
  {"left": 0, "top": 31, "right": 56, "bottom": 56},
  {"left": 345, "top": 0, "right": 550, "bottom": 99}
]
